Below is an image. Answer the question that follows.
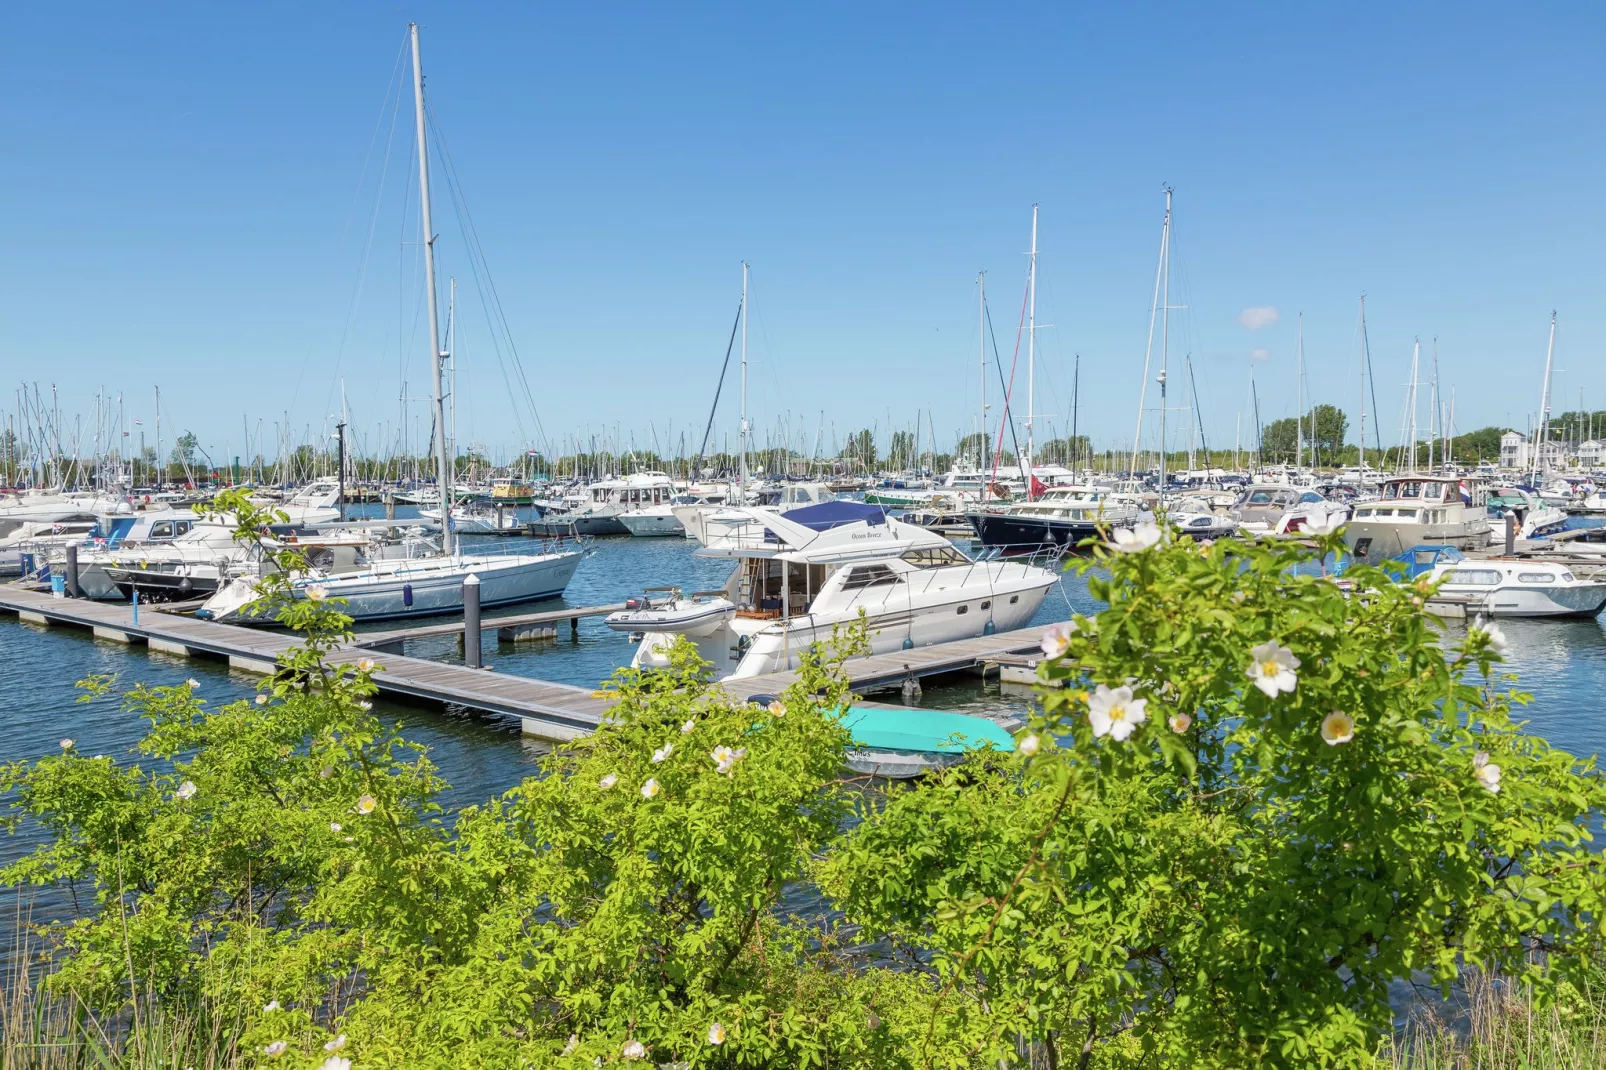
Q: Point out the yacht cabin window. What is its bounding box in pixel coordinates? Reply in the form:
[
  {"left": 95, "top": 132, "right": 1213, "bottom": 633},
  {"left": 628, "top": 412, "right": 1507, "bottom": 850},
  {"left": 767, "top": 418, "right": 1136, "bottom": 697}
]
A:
[
  {"left": 150, "top": 521, "right": 175, "bottom": 539},
  {"left": 1444, "top": 569, "right": 1501, "bottom": 585},
  {"left": 900, "top": 546, "right": 970, "bottom": 569},
  {"left": 841, "top": 564, "right": 902, "bottom": 590},
  {"left": 1423, "top": 483, "right": 1445, "bottom": 502},
  {"left": 1518, "top": 573, "right": 1556, "bottom": 583}
]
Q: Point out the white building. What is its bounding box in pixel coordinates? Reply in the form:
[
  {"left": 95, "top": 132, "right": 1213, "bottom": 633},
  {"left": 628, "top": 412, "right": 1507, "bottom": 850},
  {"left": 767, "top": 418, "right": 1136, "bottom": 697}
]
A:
[{"left": 1501, "top": 431, "right": 1600, "bottom": 471}]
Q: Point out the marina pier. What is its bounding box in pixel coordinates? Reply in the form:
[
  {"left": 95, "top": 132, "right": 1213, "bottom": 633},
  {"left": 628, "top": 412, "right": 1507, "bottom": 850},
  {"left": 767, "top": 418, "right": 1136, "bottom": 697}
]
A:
[{"left": 0, "top": 585, "right": 1055, "bottom": 740}]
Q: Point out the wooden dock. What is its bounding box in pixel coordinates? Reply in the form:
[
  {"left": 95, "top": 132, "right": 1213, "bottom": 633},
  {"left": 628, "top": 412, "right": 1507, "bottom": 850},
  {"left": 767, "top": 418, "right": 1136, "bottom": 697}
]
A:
[
  {"left": 0, "top": 585, "right": 1051, "bottom": 741},
  {"left": 353, "top": 602, "right": 629, "bottom": 651}
]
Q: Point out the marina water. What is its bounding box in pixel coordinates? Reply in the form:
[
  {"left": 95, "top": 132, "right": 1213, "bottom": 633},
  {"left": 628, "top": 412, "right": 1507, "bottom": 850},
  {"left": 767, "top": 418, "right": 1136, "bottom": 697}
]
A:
[{"left": 5, "top": 520, "right": 1606, "bottom": 952}]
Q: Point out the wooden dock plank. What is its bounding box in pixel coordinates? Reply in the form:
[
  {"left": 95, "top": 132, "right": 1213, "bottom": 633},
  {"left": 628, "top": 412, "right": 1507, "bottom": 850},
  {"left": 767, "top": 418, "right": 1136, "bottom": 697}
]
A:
[
  {"left": 0, "top": 585, "right": 1053, "bottom": 741},
  {"left": 353, "top": 602, "right": 628, "bottom": 649}
]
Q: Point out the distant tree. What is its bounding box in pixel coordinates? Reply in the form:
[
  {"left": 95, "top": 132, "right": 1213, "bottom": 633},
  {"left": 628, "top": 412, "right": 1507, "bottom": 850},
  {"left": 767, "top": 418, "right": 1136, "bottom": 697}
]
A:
[
  {"left": 888, "top": 430, "right": 916, "bottom": 471},
  {"left": 1261, "top": 418, "right": 1298, "bottom": 463},
  {"left": 954, "top": 432, "right": 990, "bottom": 466},
  {"left": 170, "top": 431, "right": 199, "bottom": 469},
  {"left": 1308, "top": 404, "right": 1348, "bottom": 458},
  {"left": 1451, "top": 426, "right": 1511, "bottom": 465},
  {"left": 842, "top": 429, "right": 877, "bottom": 471},
  {"left": 1036, "top": 436, "right": 1093, "bottom": 467}
]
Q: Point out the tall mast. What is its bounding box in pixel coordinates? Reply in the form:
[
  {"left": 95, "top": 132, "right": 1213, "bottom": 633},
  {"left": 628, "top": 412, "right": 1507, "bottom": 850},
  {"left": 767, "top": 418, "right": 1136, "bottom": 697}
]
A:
[
  {"left": 154, "top": 385, "right": 161, "bottom": 487},
  {"left": 977, "top": 270, "right": 987, "bottom": 469},
  {"left": 1407, "top": 338, "right": 1420, "bottom": 474},
  {"left": 1129, "top": 189, "right": 1170, "bottom": 480},
  {"left": 739, "top": 262, "right": 749, "bottom": 496},
  {"left": 410, "top": 23, "right": 453, "bottom": 555},
  {"left": 1428, "top": 337, "right": 1439, "bottom": 472},
  {"left": 1357, "top": 296, "right": 1368, "bottom": 475},
  {"left": 1158, "top": 187, "right": 1172, "bottom": 496},
  {"left": 1296, "top": 313, "right": 1305, "bottom": 469},
  {"left": 1071, "top": 353, "right": 1080, "bottom": 477},
  {"left": 1024, "top": 204, "right": 1038, "bottom": 499},
  {"left": 1534, "top": 311, "right": 1557, "bottom": 485}
]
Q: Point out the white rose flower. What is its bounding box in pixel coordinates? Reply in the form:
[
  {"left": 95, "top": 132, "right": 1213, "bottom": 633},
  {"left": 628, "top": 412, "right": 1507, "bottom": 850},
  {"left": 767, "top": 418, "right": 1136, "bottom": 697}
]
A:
[
  {"left": 651, "top": 743, "right": 673, "bottom": 763},
  {"left": 1107, "top": 521, "right": 1162, "bottom": 553},
  {"left": 1302, "top": 514, "right": 1345, "bottom": 537},
  {"left": 318, "top": 1058, "right": 350, "bottom": 1070},
  {"left": 1246, "top": 640, "right": 1300, "bottom": 698},
  {"left": 323, "top": 1034, "right": 347, "bottom": 1052},
  {"left": 681, "top": 719, "right": 696, "bottom": 734},
  {"left": 185, "top": 678, "right": 199, "bottom": 689},
  {"left": 1086, "top": 684, "right": 1148, "bottom": 742},
  {"left": 1168, "top": 712, "right": 1192, "bottom": 734},
  {"left": 59, "top": 738, "right": 74, "bottom": 749},
  {"left": 254, "top": 694, "right": 268, "bottom": 706},
  {"left": 1320, "top": 712, "right": 1356, "bottom": 746},
  {"left": 262, "top": 1000, "right": 281, "bottom": 1013},
  {"left": 305, "top": 585, "right": 329, "bottom": 602},
  {"left": 262, "top": 1040, "right": 288, "bottom": 1058},
  {"left": 357, "top": 657, "right": 376, "bottom": 672},
  {"left": 1039, "top": 621, "right": 1076, "bottom": 659},
  {"left": 599, "top": 773, "right": 618, "bottom": 790},
  {"left": 1016, "top": 733, "right": 1040, "bottom": 757},
  {"left": 640, "top": 778, "right": 660, "bottom": 799},
  {"left": 708, "top": 1022, "right": 726, "bottom": 1045},
  {"left": 622, "top": 1039, "right": 646, "bottom": 1060},
  {"left": 175, "top": 780, "right": 197, "bottom": 800},
  {"left": 1473, "top": 751, "right": 1502, "bottom": 795},
  {"left": 355, "top": 795, "right": 377, "bottom": 815}
]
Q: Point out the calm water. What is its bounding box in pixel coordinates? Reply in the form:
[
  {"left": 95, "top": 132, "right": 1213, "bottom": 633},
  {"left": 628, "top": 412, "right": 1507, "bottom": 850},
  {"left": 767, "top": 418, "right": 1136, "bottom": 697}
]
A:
[{"left": 4, "top": 518, "right": 1605, "bottom": 948}]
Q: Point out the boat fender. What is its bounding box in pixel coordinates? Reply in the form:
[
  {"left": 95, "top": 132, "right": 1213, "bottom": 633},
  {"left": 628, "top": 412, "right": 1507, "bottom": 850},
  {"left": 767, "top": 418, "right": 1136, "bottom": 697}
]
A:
[
  {"left": 983, "top": 619, "right": 996, "bottom": 636},
  {"left": 402, "top": 584, "right": 413, "bottom": 607},
  {"left": 178, "top": 577, "right": 193, "bottom": 595},
  {"left": 902, "top": 637, "right": 914, "bottom": 650}
]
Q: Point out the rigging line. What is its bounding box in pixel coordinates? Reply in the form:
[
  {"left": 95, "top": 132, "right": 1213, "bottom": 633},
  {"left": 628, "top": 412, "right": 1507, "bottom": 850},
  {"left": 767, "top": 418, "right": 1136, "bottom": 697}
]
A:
[
  {"left": 989, "top": 274, "right": 1032, "bottom": 483},
  {"left": 426, "top": 104, "right": 549, "bottom": 454},
  {"left": 426, "top": 119, "right": 529, "bottom": 445},
  {"left": 320, "top": 37, "right": 409, "bottom": 420},
  {"left": 984, "top": 293, "right": 1026, "bottom": 480},
  {"left": 693, "top": 302, "right": 746, "bottom": 473},
  {"left": 288, "top": 29, "right": 411, "bottom": 417}
]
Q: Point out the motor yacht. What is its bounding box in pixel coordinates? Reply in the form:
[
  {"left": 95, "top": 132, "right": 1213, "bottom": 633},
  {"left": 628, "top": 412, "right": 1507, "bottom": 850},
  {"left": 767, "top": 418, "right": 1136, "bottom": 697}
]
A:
[
  {"left": 619, "top": 491, "right": 729, "bottom": 538},
  {"left": 967, "top": 485, "right": 1140, "bottom": 553},
  {"left": 1427, "top": 548, "right": 1606, "bottom": 618},
  {"left": 1342, "top": 476, "right": 1491, "bottom": 564},
  {"left": 1232, "top": 484, "right": 1350, "bottom": 538},
  {"left": 527, "top": 472, "right": 678, "bottom": 536},
  {"left": 419, "top": 497, "right": 532, "bottom": 535},
  {"left": 607, "top": 501, "right": 1058, "bottom": 679},
  {"left": 0, "top": 516, "right": 98, "bottom": 577},
  {"left": 1486, "top": 486, "right": 1569, "bottom": 540},
  {"left": 674, "top": 483, "right": 835, "bottom": 545}
]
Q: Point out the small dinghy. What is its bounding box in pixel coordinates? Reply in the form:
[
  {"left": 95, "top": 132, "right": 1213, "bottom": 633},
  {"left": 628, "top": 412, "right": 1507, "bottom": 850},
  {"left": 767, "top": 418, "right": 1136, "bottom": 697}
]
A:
[
  {"left": 605, "top": 587, "right": 736, "bottom": 638},
  {"left": 843, "top": 705, "right": 1016, "bottom": 778}
]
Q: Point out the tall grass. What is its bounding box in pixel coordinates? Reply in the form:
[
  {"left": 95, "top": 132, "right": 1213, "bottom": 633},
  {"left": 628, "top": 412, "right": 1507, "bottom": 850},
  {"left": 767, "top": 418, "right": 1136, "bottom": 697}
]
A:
[
  {"left": 1387, "top": 972, "right": 1606, "bottom": 1069},
  {"left": 2, "top": 913, "right": 242, "bottom": 1070}
]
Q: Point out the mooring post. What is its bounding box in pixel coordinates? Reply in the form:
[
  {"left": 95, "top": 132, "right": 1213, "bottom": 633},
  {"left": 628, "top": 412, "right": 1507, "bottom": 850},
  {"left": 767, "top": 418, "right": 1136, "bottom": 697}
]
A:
[
  {"left": 1504, "top": 512, "right": 1516, "bottom": 556},
  {"left": 570, "top": 616, "right": 579, "bottom": 638},
  {"left": 131, "top": 589, "right": 140, "bottom": 627},
  {"left": 64, "top": 544, "right": 81, "bottom": 599},
  {"left": 463, "top": 573, "right": 482, "bottom": 669}
]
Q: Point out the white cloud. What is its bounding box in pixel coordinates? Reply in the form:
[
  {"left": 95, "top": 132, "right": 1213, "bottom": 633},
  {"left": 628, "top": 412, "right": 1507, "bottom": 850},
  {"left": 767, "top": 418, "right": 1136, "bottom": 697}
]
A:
[
  {"left": 1239, "top": 306, "right": 1279, "bottom": 331},
  {"left": 1250, "top": 348, "right": 1271, "bottom": 362}
]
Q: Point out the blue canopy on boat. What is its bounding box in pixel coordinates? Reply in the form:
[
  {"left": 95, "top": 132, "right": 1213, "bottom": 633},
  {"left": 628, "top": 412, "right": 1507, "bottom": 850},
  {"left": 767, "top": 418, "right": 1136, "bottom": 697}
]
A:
[{"left": 780, "top": 500, "right": 888, "bottom": 531}]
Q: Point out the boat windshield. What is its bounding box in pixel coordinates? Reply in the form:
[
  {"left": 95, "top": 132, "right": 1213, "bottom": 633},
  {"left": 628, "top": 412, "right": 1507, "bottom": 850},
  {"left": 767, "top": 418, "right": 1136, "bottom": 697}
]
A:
[{"left": 899, "top": 546, "right": 970, "bottom": 568}]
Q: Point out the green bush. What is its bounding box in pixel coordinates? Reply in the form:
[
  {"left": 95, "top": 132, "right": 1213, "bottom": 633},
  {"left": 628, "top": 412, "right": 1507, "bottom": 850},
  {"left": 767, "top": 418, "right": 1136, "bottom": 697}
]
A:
[{"left": 4, "top": 511, "right": 1605, "bottom": 1068}]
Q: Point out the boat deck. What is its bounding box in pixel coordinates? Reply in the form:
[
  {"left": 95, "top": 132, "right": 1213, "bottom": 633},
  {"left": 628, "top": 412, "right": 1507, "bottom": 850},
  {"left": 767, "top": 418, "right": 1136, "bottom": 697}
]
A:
[{"left": 0, "top": 585, "right": 1051, "bottom": 740}]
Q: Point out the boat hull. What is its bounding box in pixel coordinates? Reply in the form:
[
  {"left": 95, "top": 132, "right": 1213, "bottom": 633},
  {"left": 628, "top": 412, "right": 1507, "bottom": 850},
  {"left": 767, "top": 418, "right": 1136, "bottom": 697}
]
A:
[
  {"left": 527, "top": 515, "right": 629, "bottom": 537},
  {"left": 967, "top": 512, "right": 1102, "bottom": 552},
  {"left": 1344, "top": 521, "right": 1492, "bottom": 565},
  {"left": 618, "top": 513, "right": 686, "bottom": 537}
]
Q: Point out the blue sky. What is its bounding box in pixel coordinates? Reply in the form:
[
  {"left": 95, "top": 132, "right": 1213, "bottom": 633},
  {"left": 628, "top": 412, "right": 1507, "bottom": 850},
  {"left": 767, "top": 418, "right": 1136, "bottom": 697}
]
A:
[{"left": 3, "top": 3, "right": 1603, "bottom": 466}]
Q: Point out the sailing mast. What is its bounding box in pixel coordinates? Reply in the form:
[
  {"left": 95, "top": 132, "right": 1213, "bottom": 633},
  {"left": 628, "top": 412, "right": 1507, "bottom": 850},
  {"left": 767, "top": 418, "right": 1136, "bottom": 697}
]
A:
[
  {"left": 1356, "top": 296, "right": 1369, "bottom": 476},
  {"left": 977, "top": 270, "right": 987, "bottom": 469},
  {"left": 1533, "top": 311, "right": 1557, "bottom": 486},
  {"left": 1428, "top": 337, "right": 1439, "bottom": 472},
  {"left": 1157, "top": 187, "right": 1172, "bottom": 495},
  {"left": 1406, "top": 338, "right": 1420, "bottom": 475},
  {"left": 411, "top": 22, "right": 453, "bottom": 556},
  {"left": 1024, "top": 205, "right": 1038, "bottom": 499},
  {"left": 739, "top": 262, "right": 749, "bottom": 498},
  {"left": 1296, "top": 313, "right": 1305, "bottom": 469},
  {"left": 1071, "top": 354, "right": 1080, "bottom": 477}
]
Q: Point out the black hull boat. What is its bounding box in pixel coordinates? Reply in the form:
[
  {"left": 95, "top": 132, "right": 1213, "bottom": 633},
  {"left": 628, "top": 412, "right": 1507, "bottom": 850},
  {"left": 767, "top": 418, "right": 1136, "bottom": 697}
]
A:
[{"left": 967, "top": 512, "right": 1101, "bottom": 553}]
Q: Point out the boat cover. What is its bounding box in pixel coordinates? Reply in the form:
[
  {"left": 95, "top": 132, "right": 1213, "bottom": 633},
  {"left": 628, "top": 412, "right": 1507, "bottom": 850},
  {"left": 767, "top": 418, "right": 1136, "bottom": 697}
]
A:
[
  {"left": 840, "top": 706, "right": 1014, "bottom": 754},
  {"left": 780, "top": 500, "right": 888, "bottom": 531}
]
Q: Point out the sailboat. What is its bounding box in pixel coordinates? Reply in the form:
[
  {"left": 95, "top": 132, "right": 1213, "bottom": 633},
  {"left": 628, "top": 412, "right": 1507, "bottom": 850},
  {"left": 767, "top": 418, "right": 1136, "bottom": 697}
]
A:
[{"left": 198, "top": 24, "right": 583, "bottom": 623}]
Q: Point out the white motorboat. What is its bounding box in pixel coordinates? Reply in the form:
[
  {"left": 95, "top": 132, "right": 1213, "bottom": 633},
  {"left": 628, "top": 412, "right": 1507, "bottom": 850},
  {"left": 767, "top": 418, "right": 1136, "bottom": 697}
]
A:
[
  {"left": 1343, "top": 476, "right": 1491, "bottom": 564},
  {"left": 64, "top": 509, "right": 228, "bottom": 599},
  {"left": 673, "top": 483, "right": 835, "bottom": 545},
  {"left": 528, "top": 472, "right": 679, "bottom": 536},
  {"left": 419, "top": 497, "right": 526, "bottom": 535},
  {"left": 96, "top": 519, "right": 253, "bottom": 602},
  {"left": 1486, "top": 486, "right": 1569, "bottom": 540},
  {"left": 1232, "top": 484, "right": 1351, "bottom": 538},
  {"left": 1427, "top": 551, "right": 1606, "bottom": 618},
  {"left": 0, "top": 516, "right": 98, "bottom": 577},
  {"left": 608, "top": 501, "right": 1058, "bottom": 679},
  {"left": 263, "top": 481, "right": 344, "bottom": 526},
  {"left": 0, "top": 488, "right": 132, "bottom": 522}
]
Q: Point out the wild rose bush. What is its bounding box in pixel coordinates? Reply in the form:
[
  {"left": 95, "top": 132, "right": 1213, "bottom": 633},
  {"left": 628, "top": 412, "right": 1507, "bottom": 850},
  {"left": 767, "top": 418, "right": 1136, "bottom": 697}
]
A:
[
  {"left": 824, "top": 526, "right": 1606, "bottom": 1067},
  {"left": 5, "top": 512, "right": 1606, "bottom": 1068}
]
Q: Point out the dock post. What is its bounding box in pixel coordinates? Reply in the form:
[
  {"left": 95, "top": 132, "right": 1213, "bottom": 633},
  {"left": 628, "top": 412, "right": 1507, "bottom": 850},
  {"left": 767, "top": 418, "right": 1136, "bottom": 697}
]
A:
[
  {"left": 1504, "top": 513, "right": 1515, "bottom": 555},
  {"left": 570, "top": 616, "right": 579, "bottom": 638},
  {"left": 64, "top": 544, "right": 81, "bottom": 599},
  {"left": 132, "top": 590, "right": 139, "bottom": 627},
  {"left": 463, "top": 574, "right": 482, "bottom": 669}
]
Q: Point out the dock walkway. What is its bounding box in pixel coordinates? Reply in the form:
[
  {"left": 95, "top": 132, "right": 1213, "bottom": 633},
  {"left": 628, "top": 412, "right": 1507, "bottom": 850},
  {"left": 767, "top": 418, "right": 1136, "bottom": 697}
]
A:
[
  {"left": 354, "top": 603, "right": 628, "bottom": 650},
  {"left": 0, "top": 586, "right": 1051, "bottom": 741}
]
